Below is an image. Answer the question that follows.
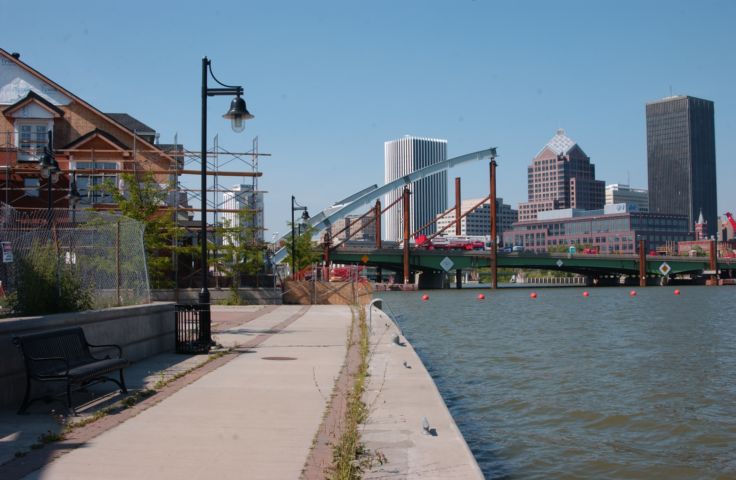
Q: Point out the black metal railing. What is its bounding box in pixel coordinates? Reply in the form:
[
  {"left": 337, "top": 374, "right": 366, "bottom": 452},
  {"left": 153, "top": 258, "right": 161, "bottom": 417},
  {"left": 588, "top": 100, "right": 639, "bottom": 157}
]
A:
[{"left": 175, "top": 304, "right": 211, "bottom": 354}]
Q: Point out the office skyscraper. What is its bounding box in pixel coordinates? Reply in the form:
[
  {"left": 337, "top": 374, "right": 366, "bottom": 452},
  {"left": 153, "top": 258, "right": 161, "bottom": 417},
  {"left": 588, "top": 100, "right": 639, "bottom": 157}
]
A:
[
  {"left": 384, "top": 136, "right": 447, "bottom": 241},
  {"left": 646, "top": 96, "right": 717, "bottom": 237},
  {"left": 518, "top": 129, "right": 605, "bottom": 222}
]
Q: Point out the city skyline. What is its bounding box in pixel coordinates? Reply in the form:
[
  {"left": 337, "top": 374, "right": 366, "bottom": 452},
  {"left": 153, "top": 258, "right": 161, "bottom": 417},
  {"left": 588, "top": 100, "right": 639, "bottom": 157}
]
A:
[{"left": 3, "top": 1, "right": 734, "bottom": 236}]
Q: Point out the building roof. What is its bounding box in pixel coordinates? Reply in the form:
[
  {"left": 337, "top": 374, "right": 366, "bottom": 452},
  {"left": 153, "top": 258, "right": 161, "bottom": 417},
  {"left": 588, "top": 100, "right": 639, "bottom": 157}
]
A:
[
  {"left": 537, "top": 128, "right": 577, "bottom": 157},
  {"left": 105, "top": 113, "right": 155, "bottom": 136},
  {"left": 2, "top": 90, "right": 65, "bottom": 117},
  {"left": 0, "top": 48, "right": 173, "bottom": 163},
  {"left": 62, "top": 128, "right": 130, "bottom": 151}
]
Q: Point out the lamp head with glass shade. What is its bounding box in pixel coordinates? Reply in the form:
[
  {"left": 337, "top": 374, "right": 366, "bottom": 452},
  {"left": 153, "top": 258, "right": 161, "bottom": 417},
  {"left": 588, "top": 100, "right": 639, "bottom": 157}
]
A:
[
  {"left": 222, "top": 95, "right": 254, "bottom": 133},
  {"left": 39, "top": 144, "right": 60, "bottom": 184}
]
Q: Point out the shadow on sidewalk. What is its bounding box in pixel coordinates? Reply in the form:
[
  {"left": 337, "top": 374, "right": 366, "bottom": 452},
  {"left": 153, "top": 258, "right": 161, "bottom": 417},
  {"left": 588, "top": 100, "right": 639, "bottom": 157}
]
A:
[{"left": 0, "top": 351, "right": 207, "bottom": 470}]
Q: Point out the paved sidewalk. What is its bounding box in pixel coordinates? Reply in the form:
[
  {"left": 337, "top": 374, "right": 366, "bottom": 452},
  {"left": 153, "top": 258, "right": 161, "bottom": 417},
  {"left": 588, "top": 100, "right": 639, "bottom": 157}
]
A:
[{"left": 13, "top": 305, "right": 353, "bottom": 480}]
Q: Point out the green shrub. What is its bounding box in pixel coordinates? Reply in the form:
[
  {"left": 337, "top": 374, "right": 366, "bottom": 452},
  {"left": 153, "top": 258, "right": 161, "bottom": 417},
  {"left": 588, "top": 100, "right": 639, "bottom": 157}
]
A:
[{"left": 8, "top": 242, "right": 92, "bottom": 315}]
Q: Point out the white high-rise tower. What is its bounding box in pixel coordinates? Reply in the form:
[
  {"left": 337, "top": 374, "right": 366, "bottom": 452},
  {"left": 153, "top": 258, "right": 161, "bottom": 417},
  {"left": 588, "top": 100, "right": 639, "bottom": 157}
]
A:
[
  {"left": 222, "top": 184, "right": 264, "bottom": 245},
  {"left": 384, "top": 136, "right": 447, "bottom": 241}
]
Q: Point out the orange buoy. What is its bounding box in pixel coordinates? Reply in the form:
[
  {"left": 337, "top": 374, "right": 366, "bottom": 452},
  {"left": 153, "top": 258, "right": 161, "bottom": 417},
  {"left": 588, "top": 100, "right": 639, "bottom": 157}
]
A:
[
  {"left": 421, "top": 294, "right": 429, "bottom": 301},
  {"left": 530, "top": 292, "right": 537, "bottom": 299},
  {"left": 583, "top": 291, "right": 589, "bottom": 297},
  {"left": 630, "top": 290, "right": 637, "bottom": 297},
  {"left": 674, "top": 289, "right": 681, "bottom": 295},
  {"left": 478, "top": 293, "right": 485, "bottom": 300}
]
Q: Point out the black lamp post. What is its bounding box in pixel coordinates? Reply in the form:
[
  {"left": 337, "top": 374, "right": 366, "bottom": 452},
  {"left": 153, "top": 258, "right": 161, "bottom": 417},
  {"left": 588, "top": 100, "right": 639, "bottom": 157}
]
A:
[
  {"left": 68, "top": 170, "right": 81, "bottom": 224},
  {"left": 200, "top": 56, "right": 253, "bottom": 343},
  {"left": 39, "top": 130, "right": 60, "bottom": 228},
  {"left": 291, "top": 196, "right": 309, "bottom": 277}
]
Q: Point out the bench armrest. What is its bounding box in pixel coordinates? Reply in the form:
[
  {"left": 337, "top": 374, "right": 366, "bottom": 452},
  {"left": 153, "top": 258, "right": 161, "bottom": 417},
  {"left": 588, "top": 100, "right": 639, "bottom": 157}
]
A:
[
  {"left": 87, "top": 343, "right": 123, "bottom": 360},
  {"left": 26, "top": 356, "right": 70, "bottom": 377}
]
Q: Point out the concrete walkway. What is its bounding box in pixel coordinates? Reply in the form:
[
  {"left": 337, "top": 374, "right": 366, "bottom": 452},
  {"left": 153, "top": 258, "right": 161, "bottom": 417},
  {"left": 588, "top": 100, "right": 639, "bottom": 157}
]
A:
[
  {"left": 18, "top": 305, "right": 353, "bottom": 480},
  {"left": 1, "top": 304, "right": 484, "bottom": 479}
]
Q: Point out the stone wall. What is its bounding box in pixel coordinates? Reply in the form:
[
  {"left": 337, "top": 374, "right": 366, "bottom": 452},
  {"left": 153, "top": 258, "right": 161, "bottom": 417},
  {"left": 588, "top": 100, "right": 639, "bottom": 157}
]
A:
[
  {"left": 0, "top": 303, "right": 175, "bottom": 409},
  {"left": 150, "top": 288, "right": 281, "bottom": 305}
]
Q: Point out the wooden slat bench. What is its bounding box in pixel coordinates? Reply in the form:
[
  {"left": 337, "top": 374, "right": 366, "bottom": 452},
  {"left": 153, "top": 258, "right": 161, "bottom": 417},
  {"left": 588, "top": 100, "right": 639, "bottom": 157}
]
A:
[{"left": 13, "top": 327, "right": 130, "bottom": 414}]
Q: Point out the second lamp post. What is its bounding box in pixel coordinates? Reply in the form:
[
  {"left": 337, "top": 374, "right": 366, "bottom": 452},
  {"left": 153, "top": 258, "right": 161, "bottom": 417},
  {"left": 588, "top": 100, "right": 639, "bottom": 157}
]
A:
[{"left": 291, "top": 196, "right": 309, "bottom": 277}]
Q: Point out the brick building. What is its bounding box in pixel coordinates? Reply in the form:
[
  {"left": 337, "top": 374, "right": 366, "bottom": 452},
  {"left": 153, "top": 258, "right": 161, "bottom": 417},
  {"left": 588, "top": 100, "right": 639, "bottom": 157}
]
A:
[
  {"left": 0, "top": 49, "right": 176, "bottom": 211},
  {"left": 518, "top": 129, "right": 605, "bottom": 222}
]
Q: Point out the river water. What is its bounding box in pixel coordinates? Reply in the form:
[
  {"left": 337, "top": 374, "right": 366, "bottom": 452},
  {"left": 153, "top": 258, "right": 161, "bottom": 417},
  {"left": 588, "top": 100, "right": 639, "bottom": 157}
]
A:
[{"left": 378, "top": 286, "right": 736, "bottom": 479}]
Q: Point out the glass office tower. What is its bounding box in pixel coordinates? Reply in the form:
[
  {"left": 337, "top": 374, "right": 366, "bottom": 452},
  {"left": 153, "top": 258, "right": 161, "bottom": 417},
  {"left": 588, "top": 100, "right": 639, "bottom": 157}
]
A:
[
  {"left": 384, "top": 136, "right": 447, "bottom": 242},
  {"left": 646, "top": 96, "right": 717, "bottom": 237}
]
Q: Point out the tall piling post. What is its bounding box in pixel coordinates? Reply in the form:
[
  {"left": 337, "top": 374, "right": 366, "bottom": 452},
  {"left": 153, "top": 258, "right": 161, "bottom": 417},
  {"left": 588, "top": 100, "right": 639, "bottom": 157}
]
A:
[
  {"left": 375, "top": 199, "right": 382, "bottom": 283},
  {"left": 490, "top": 154, "right": 498, "bottom": 289},
  {"left": 455, "top": 177, "right": 462, "bottom": 289},
  {"left": 402, "top": 186, "right": 411, "bottom": 285},
  {"left": 639, "top": 239, "right": 646, "bottom": 287},
  {"left": 709, "top": 239, "right": 718, "bottom": 285}
]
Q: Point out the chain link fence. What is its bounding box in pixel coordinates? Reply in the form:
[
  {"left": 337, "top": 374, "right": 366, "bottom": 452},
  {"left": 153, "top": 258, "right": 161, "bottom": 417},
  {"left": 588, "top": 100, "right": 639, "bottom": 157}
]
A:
[{"left": 0, "top": 206, "right": 150, "bottom": 312}]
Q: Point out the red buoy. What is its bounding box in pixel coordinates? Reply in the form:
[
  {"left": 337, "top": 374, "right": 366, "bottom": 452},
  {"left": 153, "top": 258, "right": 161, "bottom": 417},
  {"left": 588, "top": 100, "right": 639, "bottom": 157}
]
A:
[
  {"left": 421, "top": 294, "right": 429, "bottom": 301},
  {"left": 583, "top": 291, "right": 589, "bottom": 297},
  {"left": 530, "top": 292, "right": 537, "bottom": 299},
  {"left": 478, "top": 293, "right": 485, "bottom": 300},
  {"left": 674, "top": 289, "right": 681, "bottom": 295},
  {"left": 630, "top": 290, "right": 637, "bottom": 297}
]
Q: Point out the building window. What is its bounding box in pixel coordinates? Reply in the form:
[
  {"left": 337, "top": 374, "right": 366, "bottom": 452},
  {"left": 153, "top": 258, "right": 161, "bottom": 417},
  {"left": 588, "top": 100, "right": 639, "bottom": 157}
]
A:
[
  {"left": 24, "top": 178, "right": 40, "bottom": 197},
  {"left": 75, "top": 162, "right": 119, "bottom": 204},
  {"left": 17, "top": 123, "right": 49, "bottom": 161}
]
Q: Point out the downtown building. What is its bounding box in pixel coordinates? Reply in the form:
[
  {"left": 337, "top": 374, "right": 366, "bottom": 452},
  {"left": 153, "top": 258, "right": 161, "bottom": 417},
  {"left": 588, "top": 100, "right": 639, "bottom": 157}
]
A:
[
  {"left": 646, "top": 96, "right": 717, "bottom": 237},
  {"left": 435, "top": 198, "right": 517, "bottom": 241},
  {"left": 503, "top": 203, "right": 690, "bottom": 254},
  {"left": 384, "top": 136, "right": 447, "bottom": 241},
  {"left": 518, "top": 129, "right": 605, "bottom": 222},
  {"left": 221, "top": 184, "right": 264, "bottom": 245},
  {"left": 605, "top": 184, "right": 649, "bottom": 212}
]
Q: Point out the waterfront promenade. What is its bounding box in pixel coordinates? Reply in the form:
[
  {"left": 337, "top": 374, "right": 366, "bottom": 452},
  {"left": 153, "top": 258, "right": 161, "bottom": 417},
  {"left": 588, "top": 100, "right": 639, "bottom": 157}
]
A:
[{"left": 0, "top": 304, "right": 481, "bottom": 479}]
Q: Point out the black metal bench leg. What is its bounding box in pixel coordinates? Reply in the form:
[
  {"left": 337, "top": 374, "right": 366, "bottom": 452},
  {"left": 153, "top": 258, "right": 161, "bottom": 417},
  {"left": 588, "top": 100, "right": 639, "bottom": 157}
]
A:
[
  {"left": 17, "top": 378, "right": 32, "bottom": 415},
  {"left": 119, "top": 369, "right": 128, "bottom": 394},
  {"left": 66, "top": 382, "right": 77, "bottom": 416}
]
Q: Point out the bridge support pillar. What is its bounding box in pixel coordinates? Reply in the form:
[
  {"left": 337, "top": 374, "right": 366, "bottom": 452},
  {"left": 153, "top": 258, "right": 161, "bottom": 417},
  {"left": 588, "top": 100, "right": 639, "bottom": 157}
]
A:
[
  {"left": 418, "top": 271, "right": 446, "bottom": 289},
  {"left": 455, "top": 269, "right": 462, "bottom": 289}
]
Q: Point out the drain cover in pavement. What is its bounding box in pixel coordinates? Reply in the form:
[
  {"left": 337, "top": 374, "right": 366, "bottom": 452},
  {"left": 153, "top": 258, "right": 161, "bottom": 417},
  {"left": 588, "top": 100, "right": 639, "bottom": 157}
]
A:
[{"left": 261, "top": 356, "right": 297, "bottom": 361}]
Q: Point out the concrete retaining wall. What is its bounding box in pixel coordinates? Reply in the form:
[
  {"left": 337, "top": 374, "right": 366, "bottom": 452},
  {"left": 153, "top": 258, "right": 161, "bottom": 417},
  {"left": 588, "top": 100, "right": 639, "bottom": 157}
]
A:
[
  {"left": 0, "top": 302, "right": 175, "bottom": 409},
  {"left": 151, "top": 288, "right": 281, "bottom": 305}
]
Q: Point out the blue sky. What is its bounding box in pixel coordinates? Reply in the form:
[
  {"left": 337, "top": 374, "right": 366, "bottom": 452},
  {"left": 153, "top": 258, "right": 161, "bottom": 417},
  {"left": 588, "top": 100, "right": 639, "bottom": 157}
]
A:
[{"left": 3, "top": 0, "right": 735, "bottom": 236}]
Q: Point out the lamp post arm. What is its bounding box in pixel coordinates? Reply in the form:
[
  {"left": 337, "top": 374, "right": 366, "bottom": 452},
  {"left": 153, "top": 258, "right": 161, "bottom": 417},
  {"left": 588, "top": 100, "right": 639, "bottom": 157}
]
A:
[{"left": 206, "top": 87, "right": 244, "bottom": 97}]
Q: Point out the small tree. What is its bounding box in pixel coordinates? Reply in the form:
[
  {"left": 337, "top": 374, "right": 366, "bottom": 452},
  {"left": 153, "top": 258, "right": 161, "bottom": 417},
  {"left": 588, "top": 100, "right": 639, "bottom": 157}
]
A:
[
  {"left": 284, "top": 224, "right": 321, "bottom": 276},
  {"left": 214, "top": 209, "right": 264, "bottom": 303},
  {"left": 102, "top": 172, "right": 182, "bottom": 288}
]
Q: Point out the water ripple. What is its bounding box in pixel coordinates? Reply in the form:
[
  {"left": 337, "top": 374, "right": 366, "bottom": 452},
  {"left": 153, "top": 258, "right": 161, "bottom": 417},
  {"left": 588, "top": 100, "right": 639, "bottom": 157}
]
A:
[{"left": 382, "top": 286, "right": 736, "bottom": 479}]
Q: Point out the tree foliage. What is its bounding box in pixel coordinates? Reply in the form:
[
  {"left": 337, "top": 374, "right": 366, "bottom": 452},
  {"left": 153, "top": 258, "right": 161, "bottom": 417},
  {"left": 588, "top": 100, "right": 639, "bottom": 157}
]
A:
[
  {"left": 5, "top": 241, "right": 92, "bottom": 315},
  {"left": 214, "top": 209, "right": 265, "bottom": 302},
  {"left": 102, "top": 172, "right": 182, "bottom": 288},
  {"left": 283, "top": 224, "right": 321, "bottom": 275}
]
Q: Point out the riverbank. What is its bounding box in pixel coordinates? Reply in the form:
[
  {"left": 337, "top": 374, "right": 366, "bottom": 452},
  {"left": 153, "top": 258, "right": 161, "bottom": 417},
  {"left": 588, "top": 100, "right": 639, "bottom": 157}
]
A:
[
  {"left": 361, "top": 304, "right": 484, "bottom": 478},
  {"left": 0, "top": 304, "right": 482, "bottom": 479}
]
